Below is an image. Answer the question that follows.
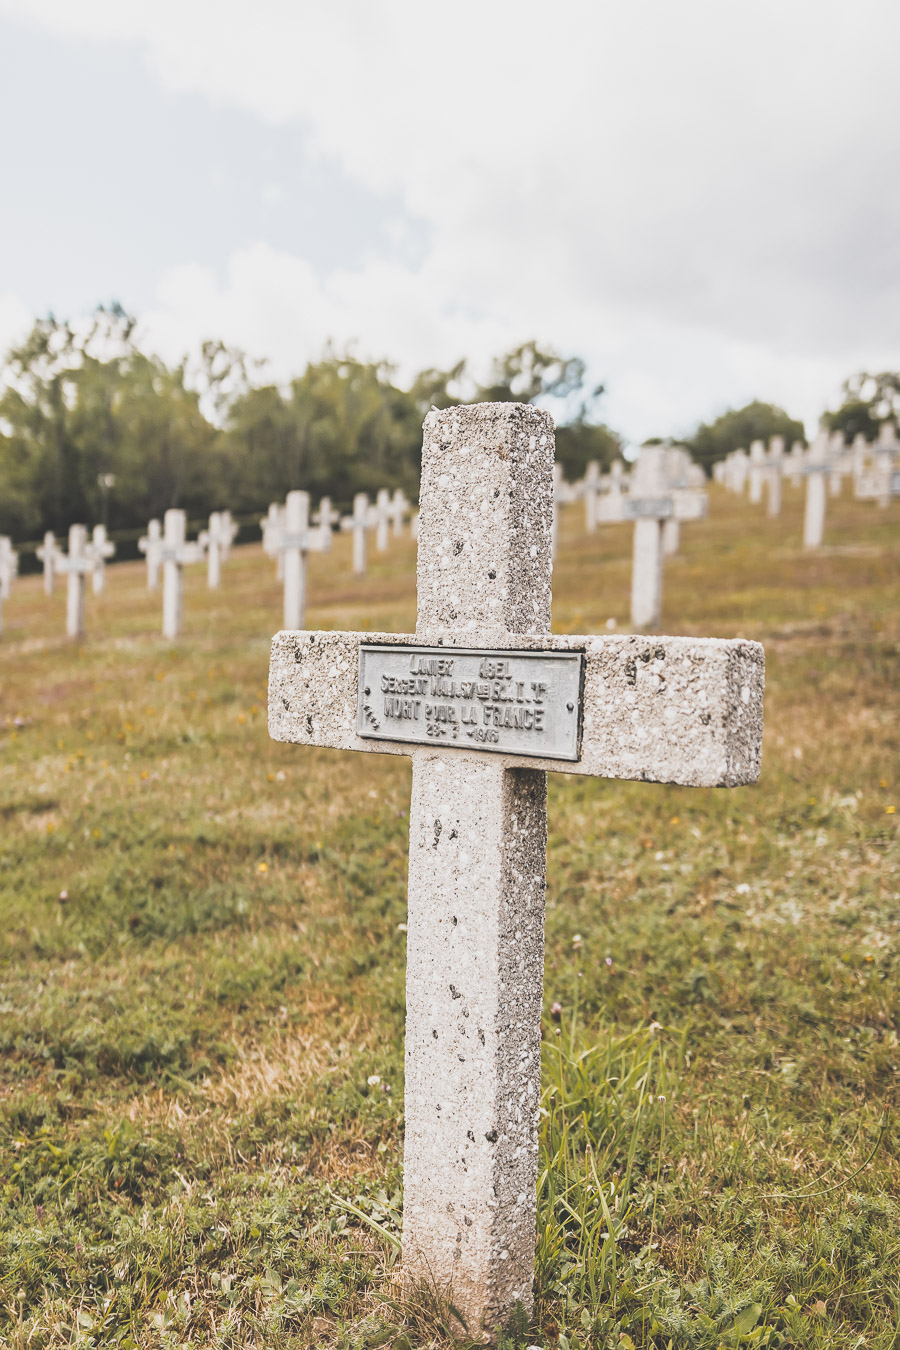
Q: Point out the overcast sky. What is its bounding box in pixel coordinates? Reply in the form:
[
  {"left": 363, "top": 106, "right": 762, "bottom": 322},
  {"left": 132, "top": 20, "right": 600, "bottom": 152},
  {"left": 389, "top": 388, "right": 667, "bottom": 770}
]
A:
[{"left": 1, "top": 0, "right": 898, "bottom": 444}]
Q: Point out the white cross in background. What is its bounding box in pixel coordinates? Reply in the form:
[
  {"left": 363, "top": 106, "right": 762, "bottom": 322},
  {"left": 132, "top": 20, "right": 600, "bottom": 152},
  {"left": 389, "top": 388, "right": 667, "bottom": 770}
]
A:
[
  {"left": 55, "top": 524, "right": 94, "bottom": 640},
  {"left": 275, "top": 490, "right": 328, "bottom": 630},
  {"left": 268, "top": 402, "right": 764, "bottom": 1341},
  {"left": 36, "top": 531, "right": 59, "bottom": 596},
  {"left": 160, "top": 509, "right": 206, "bottom": 640},
  {"left": 341, "top": 492, "right": 369, "bottom": 575},
  {"left": 0, "top": 535, "right": 18, "bottom": 637},
  {"left": 312, "top": 496, "right": 339, "bottom": 550},
  {"left": 90, "top": 524, "right": 116, "bottom": 595},
  {"left": 139, "top": 519, "right": 163, "bottom": 589},
  {"left": 370, "top": 488, "right": 392, "bottom": 553}
]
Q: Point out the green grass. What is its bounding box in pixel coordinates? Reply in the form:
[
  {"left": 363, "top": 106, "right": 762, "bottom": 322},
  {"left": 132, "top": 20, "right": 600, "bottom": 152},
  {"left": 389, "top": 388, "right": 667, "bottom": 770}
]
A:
[{"left": 0, "top": 484, "right": 898, "bottom": 1348}]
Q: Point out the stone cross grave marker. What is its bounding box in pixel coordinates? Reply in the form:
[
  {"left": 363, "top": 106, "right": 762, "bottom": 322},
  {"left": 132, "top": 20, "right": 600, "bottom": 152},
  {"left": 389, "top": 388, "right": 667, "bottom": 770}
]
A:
[
  {"left": 370, "top": 488, "right": 392, "bottom": 552},
  {"left": 766, "top": 437, "right": 784, "bottom": 518},
  {"left": 220, "top": 510, "right": 239, "bottom": 560},
  {"left": 262, "top": 502, "right": 286, "bottom": 578},
  {"left": 748, "top": 440, "right": 766, "bottom": 504},
  {"left": 161, "top": 509, "right": 206, "bottom": 640},
  {"left": 0, "top": 535, "right": 18, "bottom": 636},
  {"left": 389, "top": 488, "right": 410, "bottom": 538},
  {"left": 90, "top": 524, "right": 116, "bottom": 595},
  {"left": 139, "top": 519, "right": 163, "bottom": 589},
  {"left": 802, "top": 434, "right": 831, "bottom": 548},
  {"left": 313, "top": 496, "right": 338, "bottom": 550},
  {"left": 583, "top": 459, "right": 601, "bottom": 533},
  {"left": 275, "top": 490, "right": 328, "bottom": 630},
  {"left": 204, "top": 512, "right": 226, "bottom": 589},
  {"left": 268, "top": 403, "right": 764, "bottom": 1341},
  {"left": 341, "top": 492, "right": 369, "bottom": 575},
  {"left": 56, "top": 524, "right": 94, "bottom": 640},
  {"left": 36, "top": 531, "right": 59, "bottom": 596}
]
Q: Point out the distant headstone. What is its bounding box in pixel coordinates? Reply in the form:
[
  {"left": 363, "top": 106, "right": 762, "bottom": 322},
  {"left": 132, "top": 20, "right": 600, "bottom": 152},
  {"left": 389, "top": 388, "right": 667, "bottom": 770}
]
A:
[
  {"left": 56, "top": 525, "right": 93, "bottom": 640},
  {"left": 204, "top": 512, "right": 226, "bottom": 589},
  {"left": 389, "top": 488, "right": 410, "bottom": 538},
  {"left": 276, "top": 490, "right": 328, "bottom": 629},
  {"left": 0, "top": 536, "right": 17, "bottom": 636},
  {"left": 766, "top": 436, "right": 785, "bottom": 518},
  {"left": 262, "top": 503, "right": 286, "bottom": 578},
  {"left": 802, "top": 435, "right": 831, "bottom": 548},
  {"left": 90, "top": 524, "right": 116, "bottom": 595},
  {"left": 161, "top": 509, "right": 206, "bottom": 639},
  {"left": 583, "top": 459, "right": 601, "bottom": 533},
  {"left": 748, "top": 440, "right": 766, "bottom": 504},
  {"left": 313, "top": 496, "right": 338, "bottom": 550},
  {"left": 370, "top": 488, "right": 392, "bottom": 553},
  {"left": 139, "top": 519, "right": 163, "bottom": 589},
  {"left": 268, "top": 401, "right": 765, "bottom": 1340},
  {"left": 36, "top": 531, "right": 59, "bottom": 596},
  {"left": 341, "top": 493, "right": 369, "bottom": 575}
]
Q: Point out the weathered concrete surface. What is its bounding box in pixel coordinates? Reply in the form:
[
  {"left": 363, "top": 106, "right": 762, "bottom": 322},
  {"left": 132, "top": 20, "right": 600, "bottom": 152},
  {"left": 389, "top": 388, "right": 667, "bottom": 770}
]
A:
[
  {"left": 404, "top": 755, "right": 546, "bottom": 1335},
  {"left": 269, "top": 629, "right": 764, "bottom": 788},
  {"left": 416, "top": 403, "right": 554, "bottom": 648}
]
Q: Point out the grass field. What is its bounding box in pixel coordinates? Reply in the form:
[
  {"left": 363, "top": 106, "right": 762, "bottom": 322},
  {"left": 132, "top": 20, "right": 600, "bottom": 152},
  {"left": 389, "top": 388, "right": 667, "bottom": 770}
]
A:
[{"left": 1, "top": 484, "right": 898, "bottom": 1349}]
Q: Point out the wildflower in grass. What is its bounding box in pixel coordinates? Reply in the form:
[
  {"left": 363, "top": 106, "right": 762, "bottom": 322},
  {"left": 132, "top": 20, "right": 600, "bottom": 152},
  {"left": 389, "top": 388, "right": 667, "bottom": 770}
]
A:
[
  {"left": 238, "top": 713, "right": 246, "bottom": 723},
  {"left": 880, "top": 778, "right": 888, "bottom": 787},
  {"left": 887, "top": 805, "right": 896, "bottom": 814},
  {"left": 140, "top": 770, "right": 149, "bottom": 780},
  {"left": 649, "top": 1020, "right": 663, "bottom": 1033},
  {"left": 572, "top": 933, "right": 582, "bottom": 948},
  {"left": 605, "top": 956, "right": 612, "bottom": 967},
  {"left": 550, "top": 1001, "right": 562, "bottom": 1021},
  {"left": 367, "top": 1075, "right": 381, "bottom": 1087},
  {"left": 257, "top": 861, "right": 268, "bottom": 873},
  {"left": 58, "top": 890, "right": 68, "bottom": 903}
]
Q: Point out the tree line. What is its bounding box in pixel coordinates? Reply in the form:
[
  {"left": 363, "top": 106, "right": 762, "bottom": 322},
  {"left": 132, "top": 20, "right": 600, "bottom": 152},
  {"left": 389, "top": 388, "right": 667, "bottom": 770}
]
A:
[
  {"left": 1, "top": 303, "right": 894, "bottom": 544},
  {"left": 0, "top": 307, "right": 621, "bottom": 543}
]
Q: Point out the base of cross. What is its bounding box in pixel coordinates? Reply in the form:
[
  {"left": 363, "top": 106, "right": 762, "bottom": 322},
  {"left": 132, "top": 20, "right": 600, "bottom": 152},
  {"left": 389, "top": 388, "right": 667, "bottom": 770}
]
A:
[{"left": 268, "top": 401, "right": 764, "bottom": 1344}]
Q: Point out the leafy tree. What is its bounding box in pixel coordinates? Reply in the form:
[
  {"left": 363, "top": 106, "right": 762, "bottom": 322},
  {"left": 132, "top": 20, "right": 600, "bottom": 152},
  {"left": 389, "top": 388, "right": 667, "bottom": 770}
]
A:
[
  {"left": 686, "top": 401, "right": 806, "bottom": 478},
  {"left": 821, "top": 371, "right": 900, "bottom": 443},
  {"left": 0, "top": 306, "right": 221, "bottom": 539}
]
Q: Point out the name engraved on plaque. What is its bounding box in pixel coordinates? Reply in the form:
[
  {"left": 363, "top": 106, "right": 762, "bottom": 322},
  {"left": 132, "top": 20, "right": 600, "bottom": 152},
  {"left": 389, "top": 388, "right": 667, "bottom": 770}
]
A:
[{"left": 357, "top": 645, "right": 584, "bottom": 762}]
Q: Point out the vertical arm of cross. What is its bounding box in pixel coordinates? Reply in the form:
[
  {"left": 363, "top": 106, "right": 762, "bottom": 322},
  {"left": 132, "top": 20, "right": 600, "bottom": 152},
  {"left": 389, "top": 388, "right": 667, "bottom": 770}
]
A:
[{"left": 401, "top": 404, "right": 554, "bottom": 1333}]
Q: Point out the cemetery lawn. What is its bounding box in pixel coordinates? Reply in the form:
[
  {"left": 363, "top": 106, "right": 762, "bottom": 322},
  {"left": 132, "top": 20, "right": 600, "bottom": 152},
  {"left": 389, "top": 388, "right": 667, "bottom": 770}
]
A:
[{"left": 1, "top": 487, "right": 898, "bottom": 1350}]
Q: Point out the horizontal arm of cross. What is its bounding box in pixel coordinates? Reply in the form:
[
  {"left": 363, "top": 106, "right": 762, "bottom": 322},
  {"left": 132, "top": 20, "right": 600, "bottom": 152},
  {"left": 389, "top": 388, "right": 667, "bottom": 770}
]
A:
[{"left": 269, "top": 629, "right": 763, "bottom": 788}]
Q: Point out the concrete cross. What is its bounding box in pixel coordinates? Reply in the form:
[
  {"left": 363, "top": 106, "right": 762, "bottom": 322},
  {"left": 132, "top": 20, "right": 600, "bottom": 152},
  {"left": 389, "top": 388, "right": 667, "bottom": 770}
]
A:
[
  {"left": 139, "top": 519, "right": 163, "bottom": 589},
  {"left": 583, "top": 459, "right": 601, "bottom": 533},
  {"left": 370, "top": 488, "right": 392, "bottom": 553},
  {"left": 0, "top": 536, "right": 17, "bottom": 636},
  {"left": 160, "top": 509, "right": 206, "bottom": 640},
  {"left": 389, "top": 488, "right": 410, "bottom": 538},
  {"left": 765, "top": 437, "right": 784, "bottom": 518},
  {"left": 56, "top": 524, "right": 94, "bottom": 639},
  {"left": 275, "top": 490, "right": 328, "bottom": 629},
  {"left": 203, "top": 512, "right": 227, "bottom": 589},
  {"left": 268, "top": 403, "right": 764, "bottom": 1341},
  {"left": 36, "top": 531, "right": 59, "bottom": 596},
  {"left": 219, "top": 510, "right": 239, "bottom": 560},
  {"left": 90, "top": 524, "right": 116, "bottom": 595},
  {"left": 341, "top": 492, "right": 369, "bottom": 575},
  {"left": 802, "top": 434, "right": 831, "bottom": 548},
  {"left": 595, "top": 446, "right": 705, "bottom": 627},
  {"left": 748, "top": 440, "right": 766, "bottom": 504},
  {"left": 261, "top": 502, "right": 286, "bottom": 577},
  {"left": 313, "top": 496, "right": 338, "bottom": 550}
]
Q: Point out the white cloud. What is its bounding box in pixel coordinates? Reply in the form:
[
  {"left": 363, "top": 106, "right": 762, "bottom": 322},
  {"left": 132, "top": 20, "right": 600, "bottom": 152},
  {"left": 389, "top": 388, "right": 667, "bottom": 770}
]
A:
[{"left": 3, "top": 0, "right": 899, "bottom": 438}]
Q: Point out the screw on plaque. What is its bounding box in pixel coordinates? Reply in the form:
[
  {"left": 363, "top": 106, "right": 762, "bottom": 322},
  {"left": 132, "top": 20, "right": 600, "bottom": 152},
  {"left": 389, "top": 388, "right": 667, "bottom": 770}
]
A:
[{"left": 567, "top": 702, "right": 574, "bottom": 712}]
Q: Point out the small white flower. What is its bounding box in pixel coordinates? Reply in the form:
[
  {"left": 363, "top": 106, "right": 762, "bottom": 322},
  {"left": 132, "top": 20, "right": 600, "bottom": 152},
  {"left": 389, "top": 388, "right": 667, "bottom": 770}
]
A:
[{"left": 367, "top": 1075, "right": 381, "bottom": 1087}]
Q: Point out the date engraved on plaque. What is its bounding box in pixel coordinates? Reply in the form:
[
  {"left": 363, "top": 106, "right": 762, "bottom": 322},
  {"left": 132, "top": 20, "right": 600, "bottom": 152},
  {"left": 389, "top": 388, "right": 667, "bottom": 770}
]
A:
[{"left": 357, "top": 645, "right": 584, "bottom": 761}]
